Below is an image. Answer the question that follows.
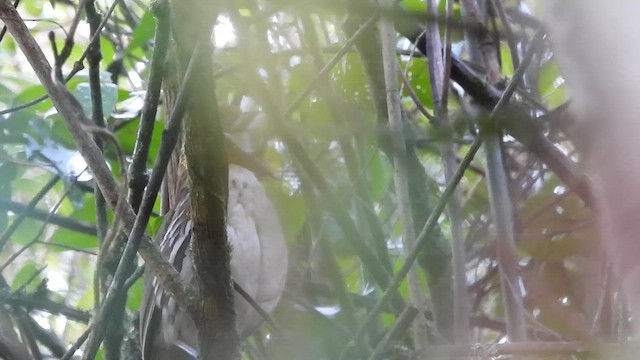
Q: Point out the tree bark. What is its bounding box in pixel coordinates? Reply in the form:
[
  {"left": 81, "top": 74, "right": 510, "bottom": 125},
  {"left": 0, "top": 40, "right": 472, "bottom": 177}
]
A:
[{"left": 168, "top": 1, "right": 240, "bottom": 358}]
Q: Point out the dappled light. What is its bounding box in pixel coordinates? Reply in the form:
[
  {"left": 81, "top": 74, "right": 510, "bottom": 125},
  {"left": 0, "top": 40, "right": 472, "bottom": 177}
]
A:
[{"left": 0, "top": 0, "right": 638, "bottom": 359}]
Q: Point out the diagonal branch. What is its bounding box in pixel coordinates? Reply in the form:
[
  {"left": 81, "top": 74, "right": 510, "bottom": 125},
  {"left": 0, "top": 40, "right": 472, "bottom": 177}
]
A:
[
  {"left": 0, "top": 0, "right": 189, "bottom": 354},
  {"left": 398, "top": 20, "right": 593, "bottom": 207},
  {"left": 339, "top": 137, "right": 482, "bottom": 359}
]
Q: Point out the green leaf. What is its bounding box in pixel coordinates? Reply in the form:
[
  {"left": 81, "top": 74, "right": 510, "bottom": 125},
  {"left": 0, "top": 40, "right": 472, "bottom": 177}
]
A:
[
  {"left": 0, "top": 162, "right": 16, "bottom": 229},
  {"left": 500, "top": 43, "right": 514, "bottom": 77},
  {"left": 538, "top": 60, "right": 561, "bottom": 95},
  {"left": 10, "top": 218, "right": 42, "bottom": 245},
  {"left": 264, "top": 180, "right": 306, "bottom": 244},
  {"left": 147, "top": 216, "right": 164, "bottom": 238},
  {"left": 287, "top": 62, "right": 316, "bottom": 102},
  {"left": 73, "top": 81, "right": 119, "bottom": 119},
  {"left": 394, "top": 256, "right": 410, "bottom": 300},
  {"left": 48, "top": 228, "right": 98, "bottom": 251},
  {"left": 368, "top": 148, "right": 392, "bottom": 201},
  {"left": 401, "top": 0, "right": 425, "bottom": 12},
  {"left": 116, "top": 117, "right": 162, "bottom": 163},
  {"left": 76, "top": 286, "right": 95, "bottom": 311},
  {"left": 127, "top": 277, "right": 143, "bottom": 310},
  {"left": 23, "top": 0, "right": 43, "bottom": 16},
  {"left": 12, "top": 84, "right": 51, "bottom": 112},
  {"left": 127, "top": 12, "right": 156, "bottom": 52},
  {"left": 100, "top": 35, "right": 116, "bottom": 65},
  {"left": 0, "top": 81, "right": 16, "bottom": 104},
  {"left": 11, "top": 261, "right": 41, "bottom": 292},
  {"left": 547, "top": 84, "right": 567, "bottom": 108},
  {"left": 404, "top": 58, "right": 433, "bottom": 109},
  {"left": 331, "top": 53, "right": 370, "bottom": 108}
]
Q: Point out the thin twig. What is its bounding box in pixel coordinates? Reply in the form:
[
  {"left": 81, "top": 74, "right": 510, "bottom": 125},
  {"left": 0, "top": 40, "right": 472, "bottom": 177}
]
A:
[
  {"left": 425, "top": 0, "right": 472, "bottom": 344},
  {"left": 489, "top": 0, "right": 520, "bottom": 70},
  {"left": 338, "top": 136, "right": 483, "bottom": 359},
  {"left": 233, "top": 281, "right": 279, "bottom": 332},
  {"left": 127, "top": 1, "right": 170, "bottom": 211},
  {"left": 284, "top": 14, "right": 378, "bottom": 118},
  {"left": 80, "top": 34, "right": 208, "bottom": 360},
  {"left": 0, "top": 175, "right": 60, "bottom": 252},
  {"left": 60, "top": 325, "right": 91, "bottom": 360},
  {"left": 0, "top": 170, "right": 84, "bottom": 272},
  {"left": 367, "top": 305, "right": 419, "bottom": 360},
  {"left": 398, "top": 66, "right": 435, "bottom": 122},
  {"left": 7, "top": 293, "right": 92, "bottom": 323},
  {"left": 378, "top": 4, "right": 428, "bottom": 355},
  {"left": 0, "top": 0, "right": 189, "bottom": 349}
]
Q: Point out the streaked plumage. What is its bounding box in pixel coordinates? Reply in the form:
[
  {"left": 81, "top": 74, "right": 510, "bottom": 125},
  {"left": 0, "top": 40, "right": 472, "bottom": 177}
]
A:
[{"left": 140, "top": 164, "right": 288, "bottom": 359}]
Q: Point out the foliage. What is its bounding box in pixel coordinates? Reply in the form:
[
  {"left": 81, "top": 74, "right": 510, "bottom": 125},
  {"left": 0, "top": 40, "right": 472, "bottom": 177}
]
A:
[{"left": 0, "top": 0, "right": 619, "bottom": 359}]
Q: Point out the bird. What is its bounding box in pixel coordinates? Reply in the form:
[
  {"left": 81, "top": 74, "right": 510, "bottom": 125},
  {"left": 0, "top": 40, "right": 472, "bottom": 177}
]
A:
[{"left": 139, "top": 111, "right": 288, "bottom": 359}]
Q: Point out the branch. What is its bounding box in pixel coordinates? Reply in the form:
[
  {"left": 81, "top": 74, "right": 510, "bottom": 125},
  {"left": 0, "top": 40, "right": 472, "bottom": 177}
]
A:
[
  {"left": 170, "top": 0, "right": 239, "bottom": 357},
  {"left": 7, "top": 294, "right": 91, "bottom": 323},
  {"left": 344, "top": 9, "right": 455, "bottom": 342},
  {"left": 423, "top": 0, "right": 472, "bottom": 344},
  {"left": 339, "top": 137, "right": 482, "bottom": 359},
  {"left": 378, "top": 3, "right": 428, "bottom": 355},
  {"left": 367, "top": 305, "right": 419, "bottom": 360},
  {"left": 128, "top": 2, "right": 170, "bottom": 211},
  {"left": 0, "top": 1, "right": 189, "bottom": 355},
  {"left": 398, "top": 19, "right": 594, "bottom": 207},
  {"left": 229, "top": 8, "right": 397, "bottom": 306},
  {"left": 0, "top": 175, "right": 60, "bottom": 251},
  {"left": 298, "top": 13, "right": 393, "bottom": 274},
  {"left": 0, "top": 199, "right": 96, "bottom": 236}
]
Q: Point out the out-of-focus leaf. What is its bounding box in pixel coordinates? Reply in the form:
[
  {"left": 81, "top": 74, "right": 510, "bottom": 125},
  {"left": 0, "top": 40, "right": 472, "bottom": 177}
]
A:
[
  {"left": 341, "top": 256, "right": 362, "bottom": 290},
  {"left": 0, "top": 81, "right": 15, "bottom": 104},
  {"left": 392, "top": 256, "right": 411, "bottom": 300},
  {"left": 48, "top": 228, "right": 98, "bottom": 251},
  {"left": 74, "top": 81, "right": 119, "bottom": 119},
  {"left": 381, "top": 312, "right": 395, "bottom": 328},
  {"left": 147, "top": 216, "right": 164, "bottom": 238},
  {"left": 401, "top": 0, "right": 425, "bottom": 12},
  {"left": 76, "top": 286, "right": 95, "bottom": 311},
  {"left": 10, "top": 218, "right": 41, "bottom": 245},
  {"left": 288, "top": 62, "right": 316, "bottom": 104},
  {"left": 100, "top": 35, "right": 116, "bottom": 66},
  {"left": 127, "top": 12, "right": 156, "bottom": 52},
  {"left": 12, "top": 85, "right": 51, "bottom": 113},
  {"left": 404, "top": 58, "right": 433, "bottom": 109},
  {"left": 23, "top": 0, "right": 43, "bottom": 16},
  {"left": 331, "top": 53, "right": 371, "bottom": 108},
  {"left": 11, "top": 261, "right": 41, "bottom": 292},
  {"left": 501, "top": 43, "right": 514, "bottom": 77},
  {"left": 264, "top": 180, "right": 306, "bottom": 244},
  {"left": 547, "top": 83, "right": 567, "bottom": 108},
  {"left": 0, "top": 162, "right": 16, "bottom": 229},
  {"left": 270, "top": 301, "right": 347, "bottom": 360},
  {"left": 368, "top": 148, "right": 392, "bottom": 201},
  {"left": 11, "top": 173, "right": 51, "bottom": 245},
  {"left": 538, "top": 60, "right": 561, "bottom": 96},
  {"left": 65, "top": 193, "right": 98, "bottom": 223},
  {"left": 127, "top": 277, "right": 143, "bottom": 310},
  {"left": 116, "top": 117, "right": 162, "bottom": 162}
]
